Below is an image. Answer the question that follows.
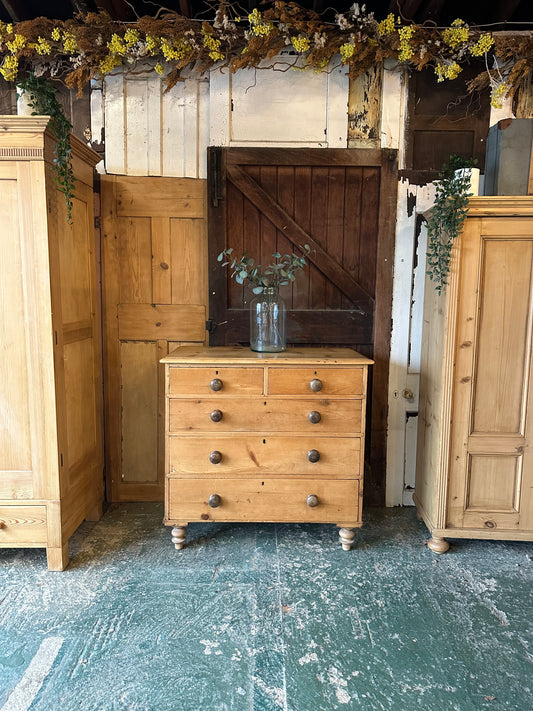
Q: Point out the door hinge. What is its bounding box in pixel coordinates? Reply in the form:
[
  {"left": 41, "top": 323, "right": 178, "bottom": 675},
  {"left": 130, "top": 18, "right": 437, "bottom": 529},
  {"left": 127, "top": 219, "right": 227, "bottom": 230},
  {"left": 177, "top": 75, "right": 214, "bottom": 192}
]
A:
[
  {"left": 209, "top": 147, "right": 223, "bottom": 208},
  {"left": 94, "top": 216, "right": 101, "bottom": 229}
]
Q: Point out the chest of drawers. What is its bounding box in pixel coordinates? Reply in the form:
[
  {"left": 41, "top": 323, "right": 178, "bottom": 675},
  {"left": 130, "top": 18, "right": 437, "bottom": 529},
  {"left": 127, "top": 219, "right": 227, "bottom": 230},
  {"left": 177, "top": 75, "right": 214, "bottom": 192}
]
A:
[{"left": 161, "top": 346, "right": 372, "bottom": 550}]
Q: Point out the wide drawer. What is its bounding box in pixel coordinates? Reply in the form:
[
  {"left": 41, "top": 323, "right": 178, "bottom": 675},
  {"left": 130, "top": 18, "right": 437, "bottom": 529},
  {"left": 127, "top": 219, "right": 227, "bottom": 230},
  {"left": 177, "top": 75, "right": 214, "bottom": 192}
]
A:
[
  {"left": 167, "top": 478, "right": 361, "bottom": 523},
  {"left": 168, "top": 367, "right": 263, "bottom": 396},
  {"left": 168, "top": 435, "right": 361, "bottom": 477},
  {"left": 0, "top": 506, "right": 47, "bottom": 544},
  {"left": 267, "top": 367, "right": 364, "bottom": 396},
  {"left": 168, "top": 398, "right": 363, "bottom": 434}
]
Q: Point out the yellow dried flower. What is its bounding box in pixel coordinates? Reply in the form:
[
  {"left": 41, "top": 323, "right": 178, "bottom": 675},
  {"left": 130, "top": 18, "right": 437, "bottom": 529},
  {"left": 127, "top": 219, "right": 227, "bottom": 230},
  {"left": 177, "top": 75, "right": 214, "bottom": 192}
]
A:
[
  {"left": 124, "top": 28, "right": 140, "bottom": 47},
  {"left": 248, "top": 8, "right": 274, "bottom": 36},
  {"left": 51, "top": 27, "right": 61, "bottom": 42},
  {"left": 6, "top": 23, "right": 13, "bottom": 35},
  {"left": 377, "top": 13, "right": 395, "bottom": 37},
  {"left": 146, "top": 35, "right": 160, "bottom": 55},
  {"left": 161, "top": 37, "right": 192, "bottom": 62},
  {"left": 107, "top": 34, "right": 126, "bottom": 56},
  {"left": 0, "top": 54, "right": 18, "bottom": 81},
  {"left": 435, "top": 61, "right": 462, "bottom": 82},
  {"left": 6, "top": 33, "right": 27, "bottom": 53},
  {"left": 491, "top": 82, "right": 509, "bottom": 109},
  {"left": 35, "top": 37, "right": 52, "bottom": 55},
  {"left": 99, "top": 54, "right": 122, "bottom": 76},
  {"left": 398, "top": 26, "right": 415, "bottom": 62},
  {"left": 291, "top": 35, "right": 310, "bottom": 53},
  {"left": 202, "top": 27, "right": 225, "bottom": 61},
  {"left": 442, "top": 19, "right": 469, "bottom": 49},
  {"left": 154, "top": 63, "right": 165, "bottom": 75},
  {"left": 470, "top": 33, "right": 494, "bottom": 57},
  {"left": 340, "top": 43, "right": 355, "bottom": 62}
]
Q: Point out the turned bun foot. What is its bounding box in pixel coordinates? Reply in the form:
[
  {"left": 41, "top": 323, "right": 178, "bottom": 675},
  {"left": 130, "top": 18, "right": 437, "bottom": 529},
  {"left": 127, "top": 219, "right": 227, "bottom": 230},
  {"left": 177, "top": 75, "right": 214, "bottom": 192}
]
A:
[
  {"left": 338, "top": 527, "right": 356, "bottom": 551},
  {"left": 427, "top": 536, "right": 450, "bottom": 554},
  {"left": 171, "top": 525, "right": 187, "bottom": 550}
]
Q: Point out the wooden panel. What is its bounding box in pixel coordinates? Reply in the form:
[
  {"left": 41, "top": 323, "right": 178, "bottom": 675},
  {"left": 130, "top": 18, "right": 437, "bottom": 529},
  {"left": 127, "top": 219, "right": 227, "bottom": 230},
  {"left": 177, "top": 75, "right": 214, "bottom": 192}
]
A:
[
  {"left": 170, "top": 218, "right": 206, "bottom": 305},
  {"left": 168, "top": 367, "right": 264, "bottom": 395},
  {"left": 167, "top": 478, "right": 360, "bottom": 524},
  {"left": 118, "top": 304, "right": 206, "bottom": 342},
  {"left": 168, "top": 398, "right": 363, "bottom": 434},
  {"left": 102, "top": 175, "right": 208, "bottom": 501},
  {"left": 267, "top": 367, "right": 364, "bottom": 396},
  {"left": 466, "top": 455, "right": 521, "bottom": 512},
  {"left": 58, "top": 194, "right": 92, "bottom": 323},
  {"left": 169, "top": 436, "right": 361, "bottom": 477},
  {"left": 121, "top": 342, "right": 158, "bottom": 484},
  {"left": 0, "top": 175, "right": 32, "bottom": 472},
  {"left": 472, "top": 238, "right": 533, "bottom": 434},
  {"left": 0, "top": 506, "right": 47, "bottom": 544},
  {"left": 63, "top": 338, "right": 98, "bottom": 471},
  {"left": 115, "top": 176, "right": 205, "bottom": 217}
]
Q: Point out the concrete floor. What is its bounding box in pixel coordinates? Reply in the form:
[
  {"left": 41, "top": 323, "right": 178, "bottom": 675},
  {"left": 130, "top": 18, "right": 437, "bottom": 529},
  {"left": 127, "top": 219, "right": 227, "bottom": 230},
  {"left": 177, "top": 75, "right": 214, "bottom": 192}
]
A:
[{"left": 0, "top": 505, "right": 531, "bottom": 711}]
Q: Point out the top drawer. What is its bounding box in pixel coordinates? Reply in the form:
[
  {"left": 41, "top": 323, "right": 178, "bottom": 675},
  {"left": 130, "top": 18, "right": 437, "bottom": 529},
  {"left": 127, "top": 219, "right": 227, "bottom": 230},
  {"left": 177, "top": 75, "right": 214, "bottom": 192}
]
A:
[
  {"left": 267, "top": 367, "right": 364, "bottom": 396},
  {"left": 168, "top": 367, "right": 264, "bottom": 396}
]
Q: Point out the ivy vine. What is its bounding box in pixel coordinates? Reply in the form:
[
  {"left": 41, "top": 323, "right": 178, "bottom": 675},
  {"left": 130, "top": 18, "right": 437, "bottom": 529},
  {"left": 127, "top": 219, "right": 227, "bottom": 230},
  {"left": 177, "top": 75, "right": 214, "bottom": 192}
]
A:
[
  {"left": 426, "top": 155, "right": 477, "bottom": 294},
  {"left": 18, "top": 73, "right": 75, "bottom": 222}
]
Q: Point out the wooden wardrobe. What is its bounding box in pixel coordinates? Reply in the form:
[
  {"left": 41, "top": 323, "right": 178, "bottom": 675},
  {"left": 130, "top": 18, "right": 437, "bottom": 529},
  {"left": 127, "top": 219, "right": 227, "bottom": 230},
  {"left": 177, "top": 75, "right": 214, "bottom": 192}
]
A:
[
  {"left": 0, "top": 116, "right": 103, "bottom": 570},
  {"left": 415, "top": 197, "right": 533, "bottom": 552}
]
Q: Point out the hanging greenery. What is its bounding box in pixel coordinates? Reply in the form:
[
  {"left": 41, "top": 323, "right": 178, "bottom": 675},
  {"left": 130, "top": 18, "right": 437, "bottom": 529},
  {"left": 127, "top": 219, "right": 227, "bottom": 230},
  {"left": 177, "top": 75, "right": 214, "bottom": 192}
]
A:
[
  {"left": 425, "top": 155, "right": 477, "bottom": 294},
  {"left": 0, "top": 3, "right": 531, "bottom": 109},
  {"left": 17, "top": 72, "right": 75, "bottom": 222}
]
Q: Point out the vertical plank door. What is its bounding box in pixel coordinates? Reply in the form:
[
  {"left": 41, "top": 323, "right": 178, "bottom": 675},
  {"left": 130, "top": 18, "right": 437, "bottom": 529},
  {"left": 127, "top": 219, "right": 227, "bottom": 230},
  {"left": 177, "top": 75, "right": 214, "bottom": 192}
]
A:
[
  {"left": 208, "top": 148, "right": 398, "bottom": 504},
  {"left": 101, "top": 176, "right": 207, "bottom": 501}
]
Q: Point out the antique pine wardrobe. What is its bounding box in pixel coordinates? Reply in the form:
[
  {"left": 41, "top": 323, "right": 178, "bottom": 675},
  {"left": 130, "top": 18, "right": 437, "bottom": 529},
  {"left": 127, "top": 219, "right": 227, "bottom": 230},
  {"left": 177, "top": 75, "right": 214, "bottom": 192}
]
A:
[
  {"left": 0, "top": 117, "right": 103, "bottom": 570},
  {"left": 415, "top": 197, "right": 533, "bottom": 552}
]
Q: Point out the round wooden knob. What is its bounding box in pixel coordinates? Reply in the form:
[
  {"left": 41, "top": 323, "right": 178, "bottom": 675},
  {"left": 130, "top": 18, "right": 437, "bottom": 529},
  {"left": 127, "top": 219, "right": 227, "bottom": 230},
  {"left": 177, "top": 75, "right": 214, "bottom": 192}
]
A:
[
  {"left": 306, "top": 494, "right": 319, "bottom": 508},
  {"left": 310, "top": 378, "right": 323, "bottom": 392},
  {"left": 209, "top": 450, "right": 222, "bottom": 464},
  {"left": 307, "top": 449, "right": 320, "bottom": 463},
  {"left": 308, "top": 410, "right": 321, "bottom": 424},
  {"left": 208, "top": 494, "right": 221, "bottom": 508},
  {"left": 210, "top": 409, "right": 223, "bottom": 422},
  {"left": 210, "top": 378, "right": 223, "bottom": 392}
]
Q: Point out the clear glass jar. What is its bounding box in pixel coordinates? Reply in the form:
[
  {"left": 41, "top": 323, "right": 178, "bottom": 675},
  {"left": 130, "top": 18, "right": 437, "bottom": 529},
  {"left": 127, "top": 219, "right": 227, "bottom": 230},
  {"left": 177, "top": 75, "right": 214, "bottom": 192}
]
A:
[{"left": 249, "top": 287, "right": 287, "bottom": 352}]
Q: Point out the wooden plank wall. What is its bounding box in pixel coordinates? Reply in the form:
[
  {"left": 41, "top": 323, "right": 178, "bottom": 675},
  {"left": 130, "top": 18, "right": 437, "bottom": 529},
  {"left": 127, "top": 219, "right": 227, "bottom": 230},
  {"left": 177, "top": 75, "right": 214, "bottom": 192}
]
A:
[{"left": 101, "top": 175, "right": 207, "bottom": 501}]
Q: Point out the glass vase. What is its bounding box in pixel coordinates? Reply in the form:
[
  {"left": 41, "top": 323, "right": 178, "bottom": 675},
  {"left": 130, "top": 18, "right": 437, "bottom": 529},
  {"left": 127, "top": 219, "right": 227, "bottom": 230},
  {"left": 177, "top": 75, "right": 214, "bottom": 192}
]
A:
[{"left": 250, "top": 287, "right": 287, "bottom": 352}]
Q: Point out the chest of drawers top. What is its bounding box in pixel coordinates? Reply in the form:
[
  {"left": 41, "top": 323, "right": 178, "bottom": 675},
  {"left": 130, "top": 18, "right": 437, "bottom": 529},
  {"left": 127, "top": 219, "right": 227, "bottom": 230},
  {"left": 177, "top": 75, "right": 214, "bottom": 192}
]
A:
[{"left": 162, "top": 346, "right": 373, "bottom": 397}]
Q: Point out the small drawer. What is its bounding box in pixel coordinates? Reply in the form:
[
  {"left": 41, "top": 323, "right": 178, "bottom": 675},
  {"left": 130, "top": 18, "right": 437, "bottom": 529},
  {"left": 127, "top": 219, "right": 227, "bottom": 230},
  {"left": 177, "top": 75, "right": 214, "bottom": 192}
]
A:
[
  {"left": 168, "top": 398, "right": 363, "bottom": 434},
  {"left": 168, "top": 367, "right": 264, "bottom": 396},
  {"left": 0, "top": 506, "right": 47, "bottom": 544},
  {"left": 168, "top": 436, "right": 361, "bottom": 477},
  {"left": 268, "top": 367, "right": 364, "bottom": 396},
  {"left": 167, "top": 478, "right": 361, "bottom": 524}
]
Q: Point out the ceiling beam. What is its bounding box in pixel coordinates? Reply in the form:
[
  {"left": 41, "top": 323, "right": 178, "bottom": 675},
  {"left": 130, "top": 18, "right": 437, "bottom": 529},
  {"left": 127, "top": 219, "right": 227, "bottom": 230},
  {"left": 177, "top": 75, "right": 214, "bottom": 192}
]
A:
[{"left": 1, "top": 0, "right": 22, "bottom": 22}]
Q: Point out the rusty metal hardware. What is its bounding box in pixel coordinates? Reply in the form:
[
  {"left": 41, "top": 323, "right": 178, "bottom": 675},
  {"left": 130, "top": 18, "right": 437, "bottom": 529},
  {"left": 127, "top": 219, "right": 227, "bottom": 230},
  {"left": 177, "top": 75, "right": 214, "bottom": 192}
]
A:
[
  {"left": 210, "top": 378, "right": 223, "bottom": 392},
  {"left": 210, "top": 409, "right": 223, "bottom": 422},
  {"left": 307, "top": 449, "right": 320, "bottom": 463},
  {"left": 306, "top": 495, "right": 319, "bottom": 507},
  {"left": 308, "top": 410, "right": 321, "bottom": 424},
  {"left": 310, "top": 378, "right": 323, "bottom": 392},
  {"left": 209, "top": 450, "right": 222, "bottom": 464},
  {"left": 208, "top": 494, "right": 221, "bottom": 508}
]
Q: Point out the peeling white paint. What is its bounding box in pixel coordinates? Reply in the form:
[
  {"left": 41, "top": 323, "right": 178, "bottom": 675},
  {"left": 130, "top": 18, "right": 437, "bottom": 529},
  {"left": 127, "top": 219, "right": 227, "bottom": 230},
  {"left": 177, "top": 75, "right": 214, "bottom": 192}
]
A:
[{"left": 1, "top": 637, "right": 63, "bottom": 711}]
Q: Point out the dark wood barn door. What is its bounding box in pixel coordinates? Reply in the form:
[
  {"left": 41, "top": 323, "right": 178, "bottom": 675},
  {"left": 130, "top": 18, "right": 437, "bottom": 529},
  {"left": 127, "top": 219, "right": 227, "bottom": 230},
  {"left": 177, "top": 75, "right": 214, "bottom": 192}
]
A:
[{"left": 208, "top": 147, "right": 397, "bottom": 503}]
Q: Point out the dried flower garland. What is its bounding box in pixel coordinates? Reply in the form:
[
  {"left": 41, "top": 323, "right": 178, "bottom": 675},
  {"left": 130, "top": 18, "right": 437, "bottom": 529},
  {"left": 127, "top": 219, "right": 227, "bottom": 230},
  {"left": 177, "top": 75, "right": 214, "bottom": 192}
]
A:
[{"left": 0, "top": 2, "right": 531, "bottom": 108}]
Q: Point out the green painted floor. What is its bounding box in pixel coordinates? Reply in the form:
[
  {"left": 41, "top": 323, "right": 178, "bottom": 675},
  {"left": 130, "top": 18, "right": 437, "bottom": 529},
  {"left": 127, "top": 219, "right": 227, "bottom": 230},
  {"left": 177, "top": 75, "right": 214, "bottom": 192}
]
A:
[{"left": 0, "top": 506, "right": 531, "bottom": 711}]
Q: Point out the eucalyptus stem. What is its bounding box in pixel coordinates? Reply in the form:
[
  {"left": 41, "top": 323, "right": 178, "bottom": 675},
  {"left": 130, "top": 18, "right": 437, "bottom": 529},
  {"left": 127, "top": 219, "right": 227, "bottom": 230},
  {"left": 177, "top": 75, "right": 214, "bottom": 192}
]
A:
[
  {"left": 426, "top": 155, "right": 477, "bottom": 293},
  {"left": 18, "top": 73, "right": 75, "bottom": 223}
]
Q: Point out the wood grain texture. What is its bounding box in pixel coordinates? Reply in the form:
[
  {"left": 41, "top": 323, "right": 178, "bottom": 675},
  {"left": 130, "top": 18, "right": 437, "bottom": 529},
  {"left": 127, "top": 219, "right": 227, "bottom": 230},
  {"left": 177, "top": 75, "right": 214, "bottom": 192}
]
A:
[
  {"left": 102, "top": 175, "right": 208, "bottom": 501},
  {"left": 0, "top": 119, "right": 103, "bottom": 569},
  {"left": 415, "top": 197, "right": 533, "bottom": 547}
]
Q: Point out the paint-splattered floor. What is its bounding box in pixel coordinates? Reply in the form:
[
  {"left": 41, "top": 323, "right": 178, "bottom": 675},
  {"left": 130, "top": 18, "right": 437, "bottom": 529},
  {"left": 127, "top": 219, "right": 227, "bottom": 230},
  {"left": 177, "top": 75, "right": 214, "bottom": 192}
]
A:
[{"left": 0, "top": 506, "right": 531, "bottom": 711}]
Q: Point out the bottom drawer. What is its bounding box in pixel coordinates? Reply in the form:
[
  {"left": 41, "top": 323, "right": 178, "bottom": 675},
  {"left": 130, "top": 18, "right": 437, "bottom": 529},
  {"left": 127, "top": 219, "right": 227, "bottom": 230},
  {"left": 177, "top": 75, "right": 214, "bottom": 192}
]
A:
[
  {"left": 166, "top": 478, "right": 361, "bottom": 524},
  {"left": 0, "top": 506, "right": 47, "bottom": 544}
]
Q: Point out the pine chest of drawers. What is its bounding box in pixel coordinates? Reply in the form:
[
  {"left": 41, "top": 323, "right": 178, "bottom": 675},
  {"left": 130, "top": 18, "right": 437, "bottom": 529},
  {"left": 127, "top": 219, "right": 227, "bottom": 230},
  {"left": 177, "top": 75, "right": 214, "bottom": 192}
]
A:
[{"left": 161, "top": 346, "right": 372, "bottom": 550}]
